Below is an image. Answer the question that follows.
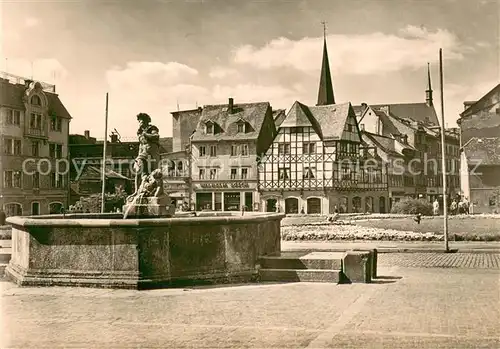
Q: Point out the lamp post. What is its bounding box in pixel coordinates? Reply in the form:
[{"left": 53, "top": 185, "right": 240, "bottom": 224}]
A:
[
  {"left": 100, "top": 93, "right": 109, "bottom": 213},
  {"left": 439, "top": 49, "right": 449, "bottom": 252}
]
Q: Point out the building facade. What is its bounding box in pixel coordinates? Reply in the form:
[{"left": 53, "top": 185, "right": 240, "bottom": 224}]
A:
[
  {"left": 458, "top": 83, "right": 500, "bottom": 213},
  {"left": 0, "top": 73, "right": 72, "bottom": 216},
  {"left": 69, "top": 130, "right": 172, "bottom": 204},
  {"left": 189, "top": 98, "right": 277, "bottom": 211},
  {"left": 355, "top": 64, "right": 461, "bottom": 210},
  {"left": 258, "top": 101, "right": 388, "bottom": 214}
]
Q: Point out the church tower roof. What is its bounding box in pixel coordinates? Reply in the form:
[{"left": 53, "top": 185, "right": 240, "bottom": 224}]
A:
[{"left": 317, "top": 25, "right": 335, "bottom": 106}]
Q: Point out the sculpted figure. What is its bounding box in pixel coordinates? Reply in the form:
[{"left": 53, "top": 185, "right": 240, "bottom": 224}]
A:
[{"left": 131, "top": 113, "right": 160, "bottom": 197}]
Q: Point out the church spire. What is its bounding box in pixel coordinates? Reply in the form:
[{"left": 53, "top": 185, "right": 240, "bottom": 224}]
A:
[
  {"left": 317, "top": 22, "right": 335, "bottom": 106},
  {"left": 426, "top": 62, "right": 433, "bottom": 107}
]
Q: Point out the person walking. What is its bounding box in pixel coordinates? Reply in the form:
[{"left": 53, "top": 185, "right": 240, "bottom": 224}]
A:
[{"left": 450, "top": 199, "right": 457, "bottom": 215}]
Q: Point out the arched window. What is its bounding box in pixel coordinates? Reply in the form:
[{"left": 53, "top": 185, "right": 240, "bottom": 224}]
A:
[
  {"left": 352, "top": 197, "right": 362, "bottom": 213},
  {"left": 4, "top": 203, "right": 23, "bottom": 217},
  {"left": 31, "top": 95, "right": 42, "bottom": 106},
  {"left": 338, "top": 197, "right": 348, "bottom": 213},
  {"left": 49, "top": 202, "right": 63, "bottom": 214},
  {"left": 285, "top": 197, "right": 299, "bottom": 214},
  {"left": 177, "top": 161, "right": 183, "bottom": 176},
  {"left": 307, "top": 197, "right": 321, "bottom": 214}
]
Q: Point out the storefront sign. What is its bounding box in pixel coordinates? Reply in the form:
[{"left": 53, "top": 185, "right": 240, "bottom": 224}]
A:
[{"left": 199, "top": 182, "right": 250, "bottom": 189}]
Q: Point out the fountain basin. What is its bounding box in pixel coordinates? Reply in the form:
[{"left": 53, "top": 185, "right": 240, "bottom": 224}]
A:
[{"left": 5, "top": 212, "right": 284, "bottom": 289}]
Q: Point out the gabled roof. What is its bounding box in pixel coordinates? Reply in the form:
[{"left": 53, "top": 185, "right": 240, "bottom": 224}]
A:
[
  {"left": 307, "top": 102, "right": 352, "bottom": 140},
  {"left": 460, "top": 83, "right": 500, "bottom": 118},
  {"left": 369, "top": 102, "right": 439, "bottom": 125},
  {"left": 191, "top": 101, "right": 270, "bottom": 141},
  {"left": 0, "top": 79, "right": 72, "bottom": 119},
  {"left": 281, "top": 101, "right": 314, "bottom": 128},
  {"left": 462, "top": 137, "right": 500, "bottom": 166},
  {"left": 158, "top": 137, "right": 173, "bottom": 154}
]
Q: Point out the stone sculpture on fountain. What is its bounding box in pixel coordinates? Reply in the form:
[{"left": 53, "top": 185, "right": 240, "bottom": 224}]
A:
[{"left": 123, "top": 113, "right": 174, "bottom": 218}]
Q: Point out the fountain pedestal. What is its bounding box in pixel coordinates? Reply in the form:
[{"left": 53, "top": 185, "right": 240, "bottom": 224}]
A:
[{"left": 122, "top": 196, "right": 175, "bottom": 218}]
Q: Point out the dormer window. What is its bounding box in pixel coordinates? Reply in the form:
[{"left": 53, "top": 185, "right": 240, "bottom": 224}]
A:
[
  {"left": 31, "top": 95, "right": 41, "bottom": 106},
  {"left": 236, "top": 119, "right": 249, "bottom": 133},
  {"left": 206, "top": 122, "right": 213, "bottom": 134}
]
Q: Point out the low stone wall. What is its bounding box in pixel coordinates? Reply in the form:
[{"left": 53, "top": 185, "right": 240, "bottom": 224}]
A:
[{"left": 5, "top": 212, "right": 284, "bottom": 289}]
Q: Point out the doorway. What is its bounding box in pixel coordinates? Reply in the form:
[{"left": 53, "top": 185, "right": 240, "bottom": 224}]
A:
[
  {"left": 31, "top": 202, "right": 40, "bottom": 215},
  {"left": 307, "top": 198, "right": 321, "bottom": 214},
  {"left": 285, "top": 197, "right": 299, "bottom": 214},
  {"left": 266, "top": 199, "right": 277, "bottom": 212}
]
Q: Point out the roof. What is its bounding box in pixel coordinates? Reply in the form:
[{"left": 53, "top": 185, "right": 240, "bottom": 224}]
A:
[
  {"left": 80, "top": 166, "right": 131, "bottom": 180},
  {"left": 281, "top": 101, "right": 314, "bottom": 128},
  {"left": 460, "top": 83, "right": 500, "bottom": 118},
  {"left": 307, "top": 102, "right": 352, "bottom": 140},
  {"left": 369, "top": 102, "right": 439, "bottom": 125},
  {"left": 317, "top": 39, "right": 335, "bottom": 106},
  {"left": 0, "top": 79, "right": 71, "bottom": 119},
  {"left": 158, "top": 137, "right": 173, "bottom": 153},
  {"left": 362, "top": 132, "right": 402, "bottom": 157},
  {"left": 462, "top": 137, "right": 500, "bottom": 166},
  {"left": 191, "top": 101, "right": 271, "bottom": 141},
  {"left": 273, "top": 109, "right": 286, "bottom": 127}
]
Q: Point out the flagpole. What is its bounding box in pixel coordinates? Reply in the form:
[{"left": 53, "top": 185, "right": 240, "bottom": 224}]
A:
[
  {"left": 101, "top": 93, "right": 109, "bottom": 213},
  {"left": 439, "top": 48, "right": 449, "bottom": 252}
]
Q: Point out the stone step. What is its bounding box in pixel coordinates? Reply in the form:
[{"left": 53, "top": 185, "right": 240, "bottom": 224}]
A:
[
  {"left": 259, "top": 252, "right": 344, "bottom": 270},
  {"left": 259, "top": 268, "right": 341, "bottom": 283},
  {"left": 0, "top": 251, "right": 11, "bottom": 264}
]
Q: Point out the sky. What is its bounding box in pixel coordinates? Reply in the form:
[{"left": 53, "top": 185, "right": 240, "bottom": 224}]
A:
[{"left": 1, "top": 0, "right": 499, "bottom": 140}]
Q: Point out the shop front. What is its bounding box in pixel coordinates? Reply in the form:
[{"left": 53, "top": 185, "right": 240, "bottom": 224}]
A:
[{"left": 193, "top": 181, "right": 259, "bottom": 212}]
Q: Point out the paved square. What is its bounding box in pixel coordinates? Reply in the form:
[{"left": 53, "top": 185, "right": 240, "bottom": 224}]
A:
[{"left": 1, "top": 261, "right": 499, "bottom": 348}]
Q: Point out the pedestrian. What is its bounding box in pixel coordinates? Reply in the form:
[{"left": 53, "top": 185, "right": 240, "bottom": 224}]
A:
[
  {"left": 450, "top": 200, "right": 457, "bottom": 215},
  {"left": 433, "top": 199, "right": 439, "bottom": 216}
]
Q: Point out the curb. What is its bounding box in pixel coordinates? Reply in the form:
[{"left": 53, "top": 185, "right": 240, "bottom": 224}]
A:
[{"left": 282, "top": 247, "right": 500, "bottom": 254}]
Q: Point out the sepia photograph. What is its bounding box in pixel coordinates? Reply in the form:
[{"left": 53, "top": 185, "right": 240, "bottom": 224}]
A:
[{"left": 1, "top": 0, "right": 499, "bottom": 347}]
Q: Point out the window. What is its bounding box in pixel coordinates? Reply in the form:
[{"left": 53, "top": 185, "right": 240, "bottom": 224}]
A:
[
  {"left": 237, "top": 123, "right": 245, "bottom": 133},
  {"left": 5, "top": 109, "right": 21, "bottom": 125},
  {"left": 4, "top": 203, "right": 22, "bottom": 217},
  {"left": 341, "top": 166, "right": 351, "bottom": 180},
  {"left": 50, "top": 173, "right": 64, "bottom": 188},
  {"left": 3, "top": 139, "right": 21, "bottom": 155},
  {"left": 31, "top": 95, "right": 42, "bottom": 106},
  {"left": 303, "top": 167, "right": 315, "bottom": 179},
  {"left": 210, "top": 145, "right": 217, "bottom": 157},
  {"left": 290, "top": 127, "right": 303, "bottom": 134},
  {"left": 50, "top": 116, "right": 62, "bottom": 131},
  {"left": 241, "top": 144, "right": 248, "bottom": 156},
  {"left": 230, "top": 168, "right": 238, "bottom": 179},
  {"left": 4, "top": 171, "right": 22, "bottom": 188},
  {"left": 31, "top": 141, "right": 40, "bottom": 157},
  {"left": 231, "top": 145, "right": 239, "bottom": 156},
  {"left": 199, "top": 168, "right": 206, "bottom": 179},
  {"left": 241, "top": 168, "right": 248, "bottom": 179},
  {"left": 30, "top": 113, "right": 42, "bottom": 129},
  {"left": 209, "top": 168, "right": 217, "bottom": 180},
  {"left": 199, "top": 145, "right": 206, "bottom": 157},
  {"left": 278, "top": 143, "right": 291, "bottom": 155},
  {"left": 347, "top": 124, "right": 353, "bottom": 132},
  {"left": 278, "top": 167, "right": 290, "bottom": 180},
  {"left": 206, "top": 122, "right": 213, "bottom": 134},
  {"left": 303, "top": 142, "right": 316, "bottom": 154},
  {"left": 49, "top": 144, "right": 63, "bottom": 158},
  {"left": 32, "top": 172, "right": 40, "bottom": 188}
]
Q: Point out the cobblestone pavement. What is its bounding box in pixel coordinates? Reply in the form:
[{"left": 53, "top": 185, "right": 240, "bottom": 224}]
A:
[
  {"left": 379, "top": 253, "right": 500, "bottom": 269},
  {"left": 1, "top": 266, "right": 499, "bottom": 348}
]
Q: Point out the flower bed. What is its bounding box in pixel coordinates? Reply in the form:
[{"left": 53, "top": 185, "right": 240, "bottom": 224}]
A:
[
  {"left": 281, "top": 224, "right": 500, "bottom": 242},
  {"left": 0, "top": 225, "right": 11, "bottom": 240}
]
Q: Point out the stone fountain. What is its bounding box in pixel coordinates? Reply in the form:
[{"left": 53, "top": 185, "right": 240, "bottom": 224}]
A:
[{"left": 4, "top": 113, "right": 284, "bottom": 289}]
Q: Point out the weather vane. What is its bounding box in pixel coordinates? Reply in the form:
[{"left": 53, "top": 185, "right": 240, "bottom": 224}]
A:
[{"left": 321, "top": 20, "right": 327, "bottom": 39}]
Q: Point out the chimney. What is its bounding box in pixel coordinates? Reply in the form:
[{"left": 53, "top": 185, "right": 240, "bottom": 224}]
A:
[
  {"left": 360, "top": 124, "right": 365, "bottom": 131},
  {"left": 228, "top": 98, "right": 234, "bottom": 114},
  {"left": 84, "top": 130, "right": 90, "bottom": 139},
  {"left": 360, "top": 103, "right": 368, "bottom": 114},
  {"left": 24, "top": 79, "right": 33, "bottom": 88},
  {"left": 379, "top": 105, "right": 390, "bottom": 116},
  {"left": 110, "top": 134, "right": 119, "bottom": 143}
]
